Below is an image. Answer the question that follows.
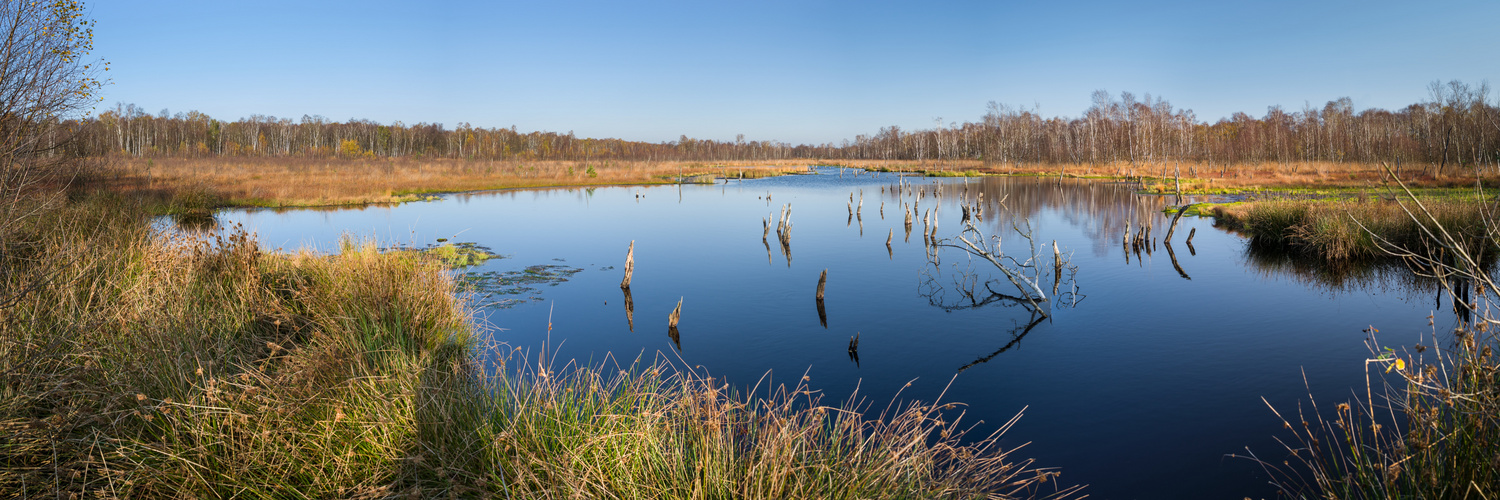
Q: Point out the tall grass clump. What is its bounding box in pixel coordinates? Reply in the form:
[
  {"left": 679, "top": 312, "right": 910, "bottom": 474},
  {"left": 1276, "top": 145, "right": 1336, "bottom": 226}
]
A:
[
  {"left": 1222, "top": 198, "right": 1493, "bottom": 263},
  {"left": 477, "top": 353, "right": 1082, "bottom": 499},
  {"left": 0, "top": 192, "right": 1079, "bottom": 498},
  {"left": 0, "top": 193, "right": 472, "bottom": 497}
]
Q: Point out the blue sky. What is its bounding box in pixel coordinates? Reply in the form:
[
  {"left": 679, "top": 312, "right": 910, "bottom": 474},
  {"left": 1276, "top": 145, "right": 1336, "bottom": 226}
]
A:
[{"left": 93, "top": 0, "right": 1499, "bottom": 144}]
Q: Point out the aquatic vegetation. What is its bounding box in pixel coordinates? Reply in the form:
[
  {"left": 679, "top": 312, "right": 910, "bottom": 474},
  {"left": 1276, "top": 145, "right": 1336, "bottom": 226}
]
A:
[
  {"left": 412, "top": 241, "right": 498, "bottom": 268},
  {"left": 455, "top": 264, "right": 583, "bottom": 309}
]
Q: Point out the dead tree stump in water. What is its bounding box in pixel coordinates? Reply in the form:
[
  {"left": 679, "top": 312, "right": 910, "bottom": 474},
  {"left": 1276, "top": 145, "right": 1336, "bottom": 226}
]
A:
[
  {"left": 620, "top": 240, "right": 635, "bottom": 289},
  {"left": 622, "top": 287, "right": 635, "bottom": 332},
  {"left": 816, "top": 269, "right": 827, "bottom": 301},
  {"left": 668, "top": 297, "right": 682, "bottom": 329},
  {"left": 1052, "top": 240, "right": 1062, "bottom": 295},
  {"left": 1164, "top": 205, "right": 1190, "bottom": 243}
]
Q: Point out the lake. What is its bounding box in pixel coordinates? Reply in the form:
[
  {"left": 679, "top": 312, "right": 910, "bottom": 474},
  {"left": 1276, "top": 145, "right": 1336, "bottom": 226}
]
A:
[{"left": 219, "top": 167, "right": 1451, "bottom": 499}]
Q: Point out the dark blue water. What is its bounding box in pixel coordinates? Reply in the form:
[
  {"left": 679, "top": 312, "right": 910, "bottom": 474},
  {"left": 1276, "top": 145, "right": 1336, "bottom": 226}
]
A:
[{"left": 220, "top": 168, "right": 1451, "bottom": 499}]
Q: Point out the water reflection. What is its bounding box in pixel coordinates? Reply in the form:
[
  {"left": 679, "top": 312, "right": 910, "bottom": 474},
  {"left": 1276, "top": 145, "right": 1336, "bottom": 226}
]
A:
[
  {"left": 169, "top": 212, "right": 219, "bottom": 233},
  {"left": 885, "top": 176, "right": 1220, "bottom": 257},
  {"left": 957, "top": 311, "right": 1047, "bottom": 374},
  {"left": 1164, "top": 242, "right": 1191, "bottom": 280},
  {"left": 1243, "top": 243, "right": 1432, "bottom": 295},
  {"left": 621, "top": 287, "right": 634, "bottom": 332}
]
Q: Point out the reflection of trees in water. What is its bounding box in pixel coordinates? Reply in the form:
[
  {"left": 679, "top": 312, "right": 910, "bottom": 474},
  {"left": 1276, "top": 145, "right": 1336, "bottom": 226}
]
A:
[
  {"left": 916, "top": 218, "right": 1085, "bottom": 373},
  {"left": 882, "top": 176, "right": 1195, "bottom": 257},
  {"left": 919, "top": 257, "right": 1077, "bottom": 374}
]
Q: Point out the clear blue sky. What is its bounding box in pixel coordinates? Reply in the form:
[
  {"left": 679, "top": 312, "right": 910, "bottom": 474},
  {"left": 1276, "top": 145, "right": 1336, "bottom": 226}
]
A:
[{"left": 93, "top": 0, "right": 1499, "bottom": 145}]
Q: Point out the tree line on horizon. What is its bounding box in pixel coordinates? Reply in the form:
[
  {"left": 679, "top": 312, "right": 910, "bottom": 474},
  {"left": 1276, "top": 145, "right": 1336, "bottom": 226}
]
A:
[
  {"left": 842, "top": 80, "right": 1497, "bottom": 176},
  {"left": 59, "top": 80, "right": 1500, "bottom": 174}
]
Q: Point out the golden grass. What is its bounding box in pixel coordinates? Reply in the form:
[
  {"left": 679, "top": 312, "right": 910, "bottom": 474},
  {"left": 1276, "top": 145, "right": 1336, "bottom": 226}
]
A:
[
  {"left": 90, "top": 156, "right": 1499, "bottom": 209},
  {"left": 99, "top": 157, "right": 812, "bottom": 207}
]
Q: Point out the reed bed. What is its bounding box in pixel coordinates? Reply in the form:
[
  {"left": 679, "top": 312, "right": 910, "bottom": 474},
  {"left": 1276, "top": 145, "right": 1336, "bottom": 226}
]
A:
[
  {"left": 101, "top": 157, "right": 808, "bottom": 207},
  {"left": 1214, "top": 198, "right": 1495, "bottom": 262},
  {"left": 0, "top": 193, "right": 1079, "bottom": 499}
]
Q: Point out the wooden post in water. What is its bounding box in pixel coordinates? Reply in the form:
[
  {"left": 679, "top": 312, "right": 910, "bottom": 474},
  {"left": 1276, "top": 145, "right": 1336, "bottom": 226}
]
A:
[
  {"left": 620, "top": 241, "right": 635, "bottom": 289},
  {"left": 1186, "top": 227, "right": 1197, "bottom": 245}
]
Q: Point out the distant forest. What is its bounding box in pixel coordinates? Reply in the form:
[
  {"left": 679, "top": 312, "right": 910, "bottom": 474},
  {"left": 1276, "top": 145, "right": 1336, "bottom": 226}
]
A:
[{"left": 65, "top": 80, "right": 1499, "bottom": 174}]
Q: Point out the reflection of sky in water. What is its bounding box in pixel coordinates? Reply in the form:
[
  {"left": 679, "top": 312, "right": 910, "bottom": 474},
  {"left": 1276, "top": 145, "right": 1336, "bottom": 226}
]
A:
[{"left": 218, "top": 169, "right": 1453, "bottom": 499}]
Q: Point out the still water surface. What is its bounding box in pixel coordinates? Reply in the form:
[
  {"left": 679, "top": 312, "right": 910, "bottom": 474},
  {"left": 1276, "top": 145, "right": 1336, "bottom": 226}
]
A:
[{"left": 220, "top": 168, "right": 1451, "bottom": 499}]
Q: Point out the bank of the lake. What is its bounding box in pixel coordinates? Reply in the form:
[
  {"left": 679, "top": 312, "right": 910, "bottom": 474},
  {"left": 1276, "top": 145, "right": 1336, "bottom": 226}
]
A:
[{"left": 0, "top": 192, "right": 1077, "bottom": 498}]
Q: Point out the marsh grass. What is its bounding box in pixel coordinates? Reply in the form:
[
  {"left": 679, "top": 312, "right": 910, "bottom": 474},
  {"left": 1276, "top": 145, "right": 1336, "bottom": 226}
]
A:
[
  {"left": 100, "top": 157, "right": 808, "bottom": 208},
  {"left": 1215, "top": 198, "right": 1494, "bottom": 263},
  {"left": 0, "top": 193, "right": 1079, "bottom": 498}
]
